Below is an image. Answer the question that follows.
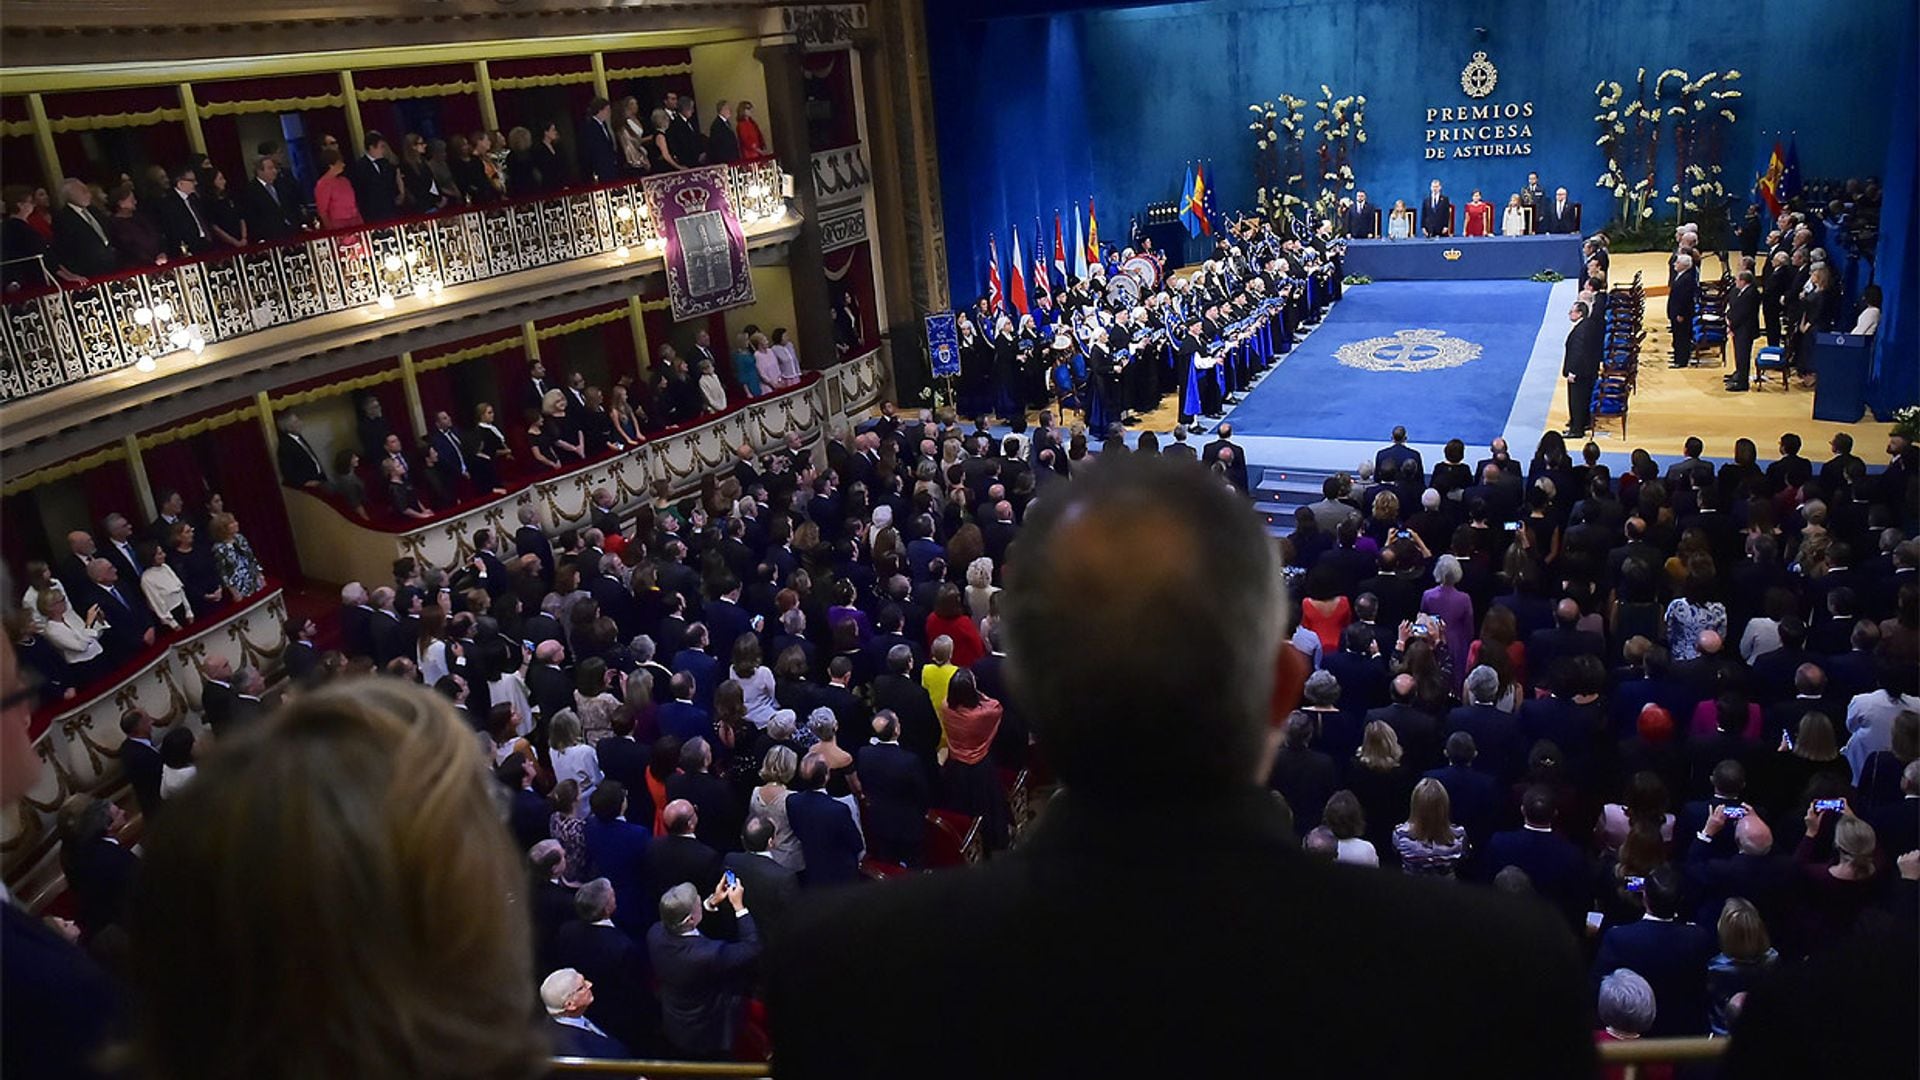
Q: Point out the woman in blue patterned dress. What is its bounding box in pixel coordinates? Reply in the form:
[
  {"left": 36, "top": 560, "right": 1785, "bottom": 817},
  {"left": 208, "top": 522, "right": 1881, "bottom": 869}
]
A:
[{"left": 209, "top": 512, "right": 265, "bottom": 601}]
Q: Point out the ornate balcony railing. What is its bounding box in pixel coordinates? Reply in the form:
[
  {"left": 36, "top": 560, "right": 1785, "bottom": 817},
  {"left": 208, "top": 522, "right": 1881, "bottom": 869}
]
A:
[{"left": 0, "top": 159, "right": 787, "bottom": 403}]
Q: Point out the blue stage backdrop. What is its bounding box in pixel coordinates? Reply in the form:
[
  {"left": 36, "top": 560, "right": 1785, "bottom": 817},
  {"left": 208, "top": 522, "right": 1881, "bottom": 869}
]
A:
[{"left": 928, "top": 0, "right": 1913, "bottom": 305}]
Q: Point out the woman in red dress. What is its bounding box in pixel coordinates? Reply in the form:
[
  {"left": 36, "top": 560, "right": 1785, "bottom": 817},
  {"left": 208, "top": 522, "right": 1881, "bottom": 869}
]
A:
[
  {"left": 1463, "top": 189, "right": 1494, "bottom": 237},
  {"left": 736, "top": 101, "right": 768, "bottom": 161}
]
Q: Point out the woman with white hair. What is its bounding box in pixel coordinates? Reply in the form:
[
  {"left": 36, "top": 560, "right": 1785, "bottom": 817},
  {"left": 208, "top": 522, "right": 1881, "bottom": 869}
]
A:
[
  {"left": 696, "top": 358, "right": 727, "bottom": 414},
  {"left": 1419, "top": 554, "right": 1474, "bottom": 692},
  {"left": 1594, "top": 968, "right": 1658, "bottom": 1054},
  {"left": 964, "top": 557, "right": 999, "bottom": 622}
]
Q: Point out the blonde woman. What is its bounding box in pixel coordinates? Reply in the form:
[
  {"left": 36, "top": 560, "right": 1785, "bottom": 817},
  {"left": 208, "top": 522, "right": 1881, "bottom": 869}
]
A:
[
  {"left": 752, "top": 331, "right": 784, "bottom": 390},
  {"left": 1349, "top": 720, "right": 1415, "bottom": 855},
  {"left": 1707, "top": 898, "right": 1777, "bottom": 1035},
  {"left": 129, "top": 679, "right": 548, "bottom": 1080},
  {"left": 138, "top": 540, "right": 193, "bottom": 630},
  {"left": 963, "top": 557, "right": 998, "bottom": 622},
  {"left": 208, "top": 512, "right": 264, "bottom": 600},
  {"left": 752, "top": 744, "right": 804, "bottom": 872},
  {"left": 548, "top": 708, "right": 602, "bottom": 804},
  {"left": 1393, "top": 777, "right": 1467, "bottom": 877},
  {"left": 616, "top": 95, "right": 652, "bottom": 173},
  {"left": 1501, "top": 194, "right": 1528, "bottom": 237}
]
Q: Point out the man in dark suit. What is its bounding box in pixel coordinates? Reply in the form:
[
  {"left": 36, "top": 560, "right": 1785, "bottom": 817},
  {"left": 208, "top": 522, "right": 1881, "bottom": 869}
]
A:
[
  {"left": 584, "top": 783, "right": 653, "bottom": 934},
  {"left": 1344, "top": 191, "right": 1379, "bottom": 238},
  {"left": 646, "top": 880, "right": 761, "bottom": 1059},
  {"left": 672, "top": 626, "right": 723, "bottom": 710},
  {"left": 366, "top": 587, "right": 412, "bottom": 667},
  {"left": 666, "top": 738, "right": 741, "bottom": 853},
  {"left": 871, "top": 645, "right": 939, "bottom": 782},
  {"left": 240, "top": 155, "right": 301, "bottom": 243},
  {"left": 1527, "top": 598, "right": 1606, "bottom": 678},
  {"left": 1419, "top": 179, "right": 1453, "bottom": 237},
  {"left": 159, "top": 166, "right": 216, "bottom": 256},
  {"left": 540, "top": 968, "right": 631, "bottom": 1060},
  {"left": 1373, "top": 425, "right": 1422, "bottom": 479},
  {"left": 197, "top": 654, "right": 235, "bottom": 731},
  {"left": 1200, "top": 421, "right": 1249, "bottom": 493},
  {"left": 1724, "top": 268, "right": 1762, "bottom": 391},
  {"left": 580, "top": 97, "right": 621, "bottom": 183},
  {"left": 722, "top": 816, "right": 798, "bottom": 936},
  {"left": 554, "top": 878, "right": 657, "bottom": 1052},
  {"left": 597, "top": 713, "right": 650, "bottom": 798},
  {"left": 61, "top": 798, "right": 138, "bottom": 942},
  {"left": 97, "top": 515, "right": 143, "bottom": 588},
  {"left": 1423, "top": 731, "right": 1505, "bottom": 846},
  {"left": 514, "top": 506, "right": 555, "bottom": 588},
  {"left": 273, "top": 412, "right": 328, "bottom": 488},
  {"left": 811, "top": 657, "right": 871, "bottom": 734},
  {"left": 51, "top": 179, "right": 117, "bottom": 278},
  {"left": 856, "top": 712, "right": 932, "bottom": 866},
  {"left": 1447, "top": 665, "right": 1526, "bottom": 784},
  {"left": 1481, "top": 786, "right": 1588, "bottom": 930},
  {"left": 1668, "top": 253, "right": 1699, "bottom": 367},
  {"left": 785, "top": 754, "right": 865, "bottom": 885},
  {"left": 767, "top": 454, "right": 1591, "bottom": 1078},
  {"left": 706, "top": 100, "right": 741, "bottom": 165},
  {"left": 1363, "top": 673, "right": 1442, "bottom": 774},
  {"left": 1682, "top": 806, "right": 1798, "bottom": 928},
  {"left": 497, "top": 754, "right": 551, "bottom": 853},
  {"left": 1542, "top": 187, "right": 1579, "bottom": 234},
  {"left": 648, "top": 799, "right": 726, "bottom": 913},
  {"left": 117, "top": 709, "right": 164, "bottom": 817},
  {"left": 1591, "top": 865, "right": 1717, "bottom": 1036},
  {"left": 1561, "top": 299, "right": 1603, "bottom": 438},
  {"left": 526, "top": 641, "right": 576, "bottom": 729},
  {"left": 427, "top": 410, "right": 472, "bottom": 493},
  {"left": 349, "top": 132, "right": 401, "bottom": 222},
  {"left": 82, "top": 558, "right": 155, "bottom": 661}
]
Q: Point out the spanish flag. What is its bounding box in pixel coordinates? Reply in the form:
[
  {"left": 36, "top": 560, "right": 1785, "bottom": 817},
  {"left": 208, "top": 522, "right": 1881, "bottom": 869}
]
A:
[
  {"left": 1086, "top": 197, "right": 1101, "bottom": 269},
  {"left": 1756, "top": 139, "right": 1785, "bottom": 217}
]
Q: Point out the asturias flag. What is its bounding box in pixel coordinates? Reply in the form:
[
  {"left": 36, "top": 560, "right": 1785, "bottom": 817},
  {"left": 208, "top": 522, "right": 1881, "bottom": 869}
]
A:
[
  {"left": 1182, "top": 162, "right": 1212, "bottom": 237},
  {"left": 1179, "top": 163, "right": 1200, "bottom": 237},
  {"left": 1086, "top": 197, "right": 1101, "bottom": 269},
  {"left": 1008, "top": 224, "right": 1030, "bottom": 315},
  {"left": 1780, "top": 134, "right": 1802, "bottom": 206},
  {"left": 1072, "top": 204, "right": 1089, "bottom": 282},
  {"left": 987, "top": 235, "right": 1004, "bottom": 312}
]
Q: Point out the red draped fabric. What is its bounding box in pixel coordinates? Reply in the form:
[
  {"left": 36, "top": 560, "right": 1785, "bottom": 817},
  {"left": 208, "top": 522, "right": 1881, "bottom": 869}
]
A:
[
  {"left": 602, "top": 48, "right": 695, "bottom": 118},
  {"left": 802, "top": 49, "right": 859, "bottom": 152},
  {"left": 76, "top": 457, "right": 140, "bottom": 533},
  {"left": 43, "top": 87, "right": 191, "bottom": 186},
  {"left": 139, "top": 439, "right": 212, "bottom": 512},
  {"left": 355, "top": 64, "right": 485, "bottom": 147},
  {"left": 490, "top": 55, "right": 596, "bottom": 140},
  {"left": 0, "top": 490, "right": 52, "bottom": 582}
]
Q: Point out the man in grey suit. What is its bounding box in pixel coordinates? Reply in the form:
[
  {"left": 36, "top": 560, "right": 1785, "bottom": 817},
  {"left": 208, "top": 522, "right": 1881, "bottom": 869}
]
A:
[{"left": 645, "top": 879, "right": 761, "bottom": 1060}]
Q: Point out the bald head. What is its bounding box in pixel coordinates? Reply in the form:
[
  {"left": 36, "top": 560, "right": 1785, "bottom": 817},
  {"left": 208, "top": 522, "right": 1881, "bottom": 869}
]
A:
[
  {"left": 536, "top": 640, "right": 566, "bottom": 665},
  {"left": 1004, "top": 454, "right": 1283, "bottom": 799},
  {"left": 1555, "top": 599, "right": 1580, "bottom": 626},
  {"left": 1733, "top": 813, "right": 1773, "bottom": 856},
  {"left": 661, "top": 798, "right": 697, "bottom": 835},
  {"left": 1698, "top": 630, "right": 1723, "bottom": 656}
]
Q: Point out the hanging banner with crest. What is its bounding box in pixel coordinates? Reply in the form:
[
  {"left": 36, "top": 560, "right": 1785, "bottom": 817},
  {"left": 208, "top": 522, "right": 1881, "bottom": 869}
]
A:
[{"left": 643, "top": 165, "right": 757, "bottom": 321}]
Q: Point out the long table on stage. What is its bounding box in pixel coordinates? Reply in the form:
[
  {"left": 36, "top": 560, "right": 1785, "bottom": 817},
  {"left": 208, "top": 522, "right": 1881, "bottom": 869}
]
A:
[{"left": 1343, "top": 234, "right": 1586, "bottom": 281}]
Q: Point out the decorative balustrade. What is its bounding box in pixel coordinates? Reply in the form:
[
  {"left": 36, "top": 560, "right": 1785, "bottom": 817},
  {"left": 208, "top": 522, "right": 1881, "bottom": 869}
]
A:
[
  {"left": 2, "top": 587, "right": 288, "bottom": 901},
  {"left": 0, "top": 160, "right": 788, "bottom": 403}
]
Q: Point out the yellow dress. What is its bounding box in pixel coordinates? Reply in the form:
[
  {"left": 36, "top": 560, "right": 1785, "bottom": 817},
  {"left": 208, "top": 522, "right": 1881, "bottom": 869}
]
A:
[{"left": 921, "top": 661, "right": 959, "bottom": 751}]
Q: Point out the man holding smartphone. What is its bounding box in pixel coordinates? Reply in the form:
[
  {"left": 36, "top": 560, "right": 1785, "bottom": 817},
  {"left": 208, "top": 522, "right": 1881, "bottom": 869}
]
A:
[{"left": 647, "top": 878, "right": 759, "bottom": 1060}]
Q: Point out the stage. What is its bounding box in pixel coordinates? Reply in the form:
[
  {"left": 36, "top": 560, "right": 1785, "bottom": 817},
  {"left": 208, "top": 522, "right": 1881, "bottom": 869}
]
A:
[
  {"left": 1342, "top": 234, "right": 1586, "bottom": 281},
  {"left": 1218, "top": 278, "right": 1576, "bottom": 470}
]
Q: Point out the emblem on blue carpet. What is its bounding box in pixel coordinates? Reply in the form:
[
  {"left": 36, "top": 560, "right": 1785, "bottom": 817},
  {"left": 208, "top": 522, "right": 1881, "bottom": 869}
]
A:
[{"left": 1335, "top": 328, "right": 1483, "bottom": 372}]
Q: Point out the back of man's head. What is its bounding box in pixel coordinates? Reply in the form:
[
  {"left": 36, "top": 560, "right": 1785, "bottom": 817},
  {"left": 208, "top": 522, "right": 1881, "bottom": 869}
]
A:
[
  {"left": 659, "top": 882, "right": 701, "bottom": 930},
  {"left": 742, "top": 814, "right": 775, "bottom": 853},
  {"left": 1711, "top": 759, "right": 1747, "bottom": 798},
  {"left": 1444, "top": 730, "right": 1476, "bottom": 765},
  {"left": 1520, "top": 784, "right": 1556, "bottom": 828},
  {"left": 573, "top": 877, "right": 615, "bottom": 922},
  {"left": 1004, "top": 455, "right": 1284, "bottom": 800},
  {"left": 1641, "top": 865, "right": 1682, "bottom": 918}
]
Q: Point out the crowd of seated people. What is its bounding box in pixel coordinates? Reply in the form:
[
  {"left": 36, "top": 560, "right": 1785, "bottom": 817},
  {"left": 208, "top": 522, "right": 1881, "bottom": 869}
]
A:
[
  {"left": 1, "top": 90, "right": 769, "bottom": 290},
  {"left": 276, "top": 334, "right": 804, "bottom": 524},
  {"left": 9, "top": 490, "right": 270, "bottom": 709},
  {"left": 7, "top": 406, "right": 1915, "bottom": 1076}
]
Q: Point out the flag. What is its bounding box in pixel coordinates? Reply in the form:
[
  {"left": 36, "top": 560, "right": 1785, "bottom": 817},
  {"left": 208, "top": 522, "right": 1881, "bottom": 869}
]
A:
[
  {"left": 1008, "top": 224, "right": 1030, "bottom": 315},
  {"left": 1179, "top": 162, "right": 1200, "bottom": 237},
  {"left": 986, "top": 234, "right": 1004, "bottom": 312},
  {"left": 1779, "top": 134, "right": 1802, "bottom": 207},
  {"left": 1032, "top": 219, "right": 1051, "bottom": 297},
  {"left": 1755, "top": 138, "right": 1785, "bottom": 217},
  {"left": 1183, "top": 162, "right": 1212, "bottom": 237},
  {"left": 1086, "top": 197, "right": 1101, "bottom": 269},
  {"left": 1053, "top": 212, "right": 1068, "bottom": 281},
  {"left": 1200, "top": 161, "right": 1219, "bottom": 234},
  {"left": 1072, "top": 203, "right": 1089, "bottom": 281}
]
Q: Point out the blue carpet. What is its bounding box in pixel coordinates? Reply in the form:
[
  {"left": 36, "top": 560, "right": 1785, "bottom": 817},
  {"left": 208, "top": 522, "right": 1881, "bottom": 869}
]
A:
[{"left": 1226, "top": 280, "right": 1556, "bottom": 445}]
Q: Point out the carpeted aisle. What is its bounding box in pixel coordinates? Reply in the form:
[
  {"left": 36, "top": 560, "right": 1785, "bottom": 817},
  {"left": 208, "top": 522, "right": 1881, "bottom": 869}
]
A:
[{"left": 1224, "top": 280, "right": 1559, "bottom": 446}]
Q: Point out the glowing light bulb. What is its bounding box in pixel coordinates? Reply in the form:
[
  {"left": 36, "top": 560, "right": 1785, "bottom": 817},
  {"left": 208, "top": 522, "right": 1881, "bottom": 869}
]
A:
[
  {"left": 384, "top": 255, "right": 403, "bottom": 272},
  {"left": 135, "top": 357, "right": 157, "bottom": 373},
  {"left": 413, "top": 283, "right": 429, "bottom": 300},
  {"left": 152, "top": 302, "right": 174, "bottom": 322},
  {"left": 378, "top": 294, "right": 396, "bottom": 310},
  {"left": 404, "top": 250, "right": 419, "bottom": 266},
  {"left": 616, "top": 206, "right": 634, "bottom": 222},
  {"left": 133, "top": 307, "right": 153, "bottom": 326},
  {"left": 189, "top": 336, "right": 205, "bottom": 355},
  {"left": 167, "top": 327, "right": 189, "bottom": 347},
  {"left": 615, "top": 245, "right": 630, "bottom": 259}
]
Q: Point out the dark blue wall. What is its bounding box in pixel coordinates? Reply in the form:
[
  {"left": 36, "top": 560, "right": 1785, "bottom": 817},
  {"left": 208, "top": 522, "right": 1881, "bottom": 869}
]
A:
[{"left": 929, "top": 0, "right": 1916, "bottom": 302}]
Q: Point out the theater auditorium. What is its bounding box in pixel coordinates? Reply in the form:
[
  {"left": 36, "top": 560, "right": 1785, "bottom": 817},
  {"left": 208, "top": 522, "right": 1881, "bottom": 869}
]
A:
[{"left": 0, "top": 1, "right": 1914, "bottom": 1077}]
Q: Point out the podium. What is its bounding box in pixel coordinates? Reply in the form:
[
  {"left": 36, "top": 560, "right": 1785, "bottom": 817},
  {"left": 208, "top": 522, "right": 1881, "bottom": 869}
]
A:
[{"left": 1810, "top": 332, "right": 1872, "bottom": 422}]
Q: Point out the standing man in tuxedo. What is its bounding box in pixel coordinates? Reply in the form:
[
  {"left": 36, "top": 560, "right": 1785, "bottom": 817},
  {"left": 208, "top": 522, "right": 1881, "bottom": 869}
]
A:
[
  {"left": 98, "top": 515, "right": 143, "bottom": 586},
  {"left": 84, "top": 558, "right": 155, "bottom": 661},
  {"left": 1420, "top": 179, "right": 1453, "bottom": 237},
  {"left": 1543, "top": 187, "right": 1578, "bottom": 234},
  {"left": 275, "top": 412, "right": 328, "bottom": 488},
  {"left": 580, "top": 97, "right": 620, "bottom": 184},
  {"left": 706, "top": 101, "right": 741, "bottom": 166},
  {"left": 241, "top": 155, "right": 301, "bottom": 243},
  {"left": 1345, "top": 190, "right": 1378, "bottom": 238},
  {"left": 1724, "top": 268, "right": 1761, "bottom": 392},
  {"left": 429, "top": 410, "right": 472, "bottom": 493},
  {"left": 766, "top": 454, "right": 1592, "bottom": 1078},
  {"left": 349, "top": 132, "right": 401, "bottom": 223},
  {"left": 160, "top": 166, "right": 216, "bottom": 256},
  {"left": 1201, "top": 420, "right": 1248, "bottom": 493},
  {"left": 117, "top": 709, "right": 164, "bottom": 816},
  {"left": 1668, "top": 253, "right": 1698, "bottom": 368},
  {"left": 1521, "top": 171, "right": 1547, "bottom": 233},
  {"left": 1562, "top": 300, "right": 1603, "bottom": 438}
]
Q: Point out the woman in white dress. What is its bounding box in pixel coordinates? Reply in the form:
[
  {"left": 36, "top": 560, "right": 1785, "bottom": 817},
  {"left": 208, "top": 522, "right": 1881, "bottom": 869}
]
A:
[
  {"left": 964, "top": 557, "right": 999, "bottom": 622},
  {"left": 697, "top": 359, "right": 728, "bottom": 414},
  {"left": 159, "top": 726, "right": 198, "bottom": 801},
  {"left": 547, "top": 709, "right": 602, "bottom": 804},
  {"left": 488, "top": 648, "right": 535, "bottom": 739},
  {"left": 1501, "top": 194, "right": 1529, "bottom": 237},
  {"left": 770, "top": 328, "right": 801, "bottom": 386},
  {"left": 138, "top": 541, "right": 193, "bottom": 631},
  {"left": 38, "top": 591, "right": 106, "bottom": 681}
]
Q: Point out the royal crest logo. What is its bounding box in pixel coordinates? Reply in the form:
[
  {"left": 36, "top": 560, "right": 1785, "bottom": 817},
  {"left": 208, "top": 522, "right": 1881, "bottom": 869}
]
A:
[
  {"left": 1443, "top": 249, "right": 1463, "bottom": 261},
  {"left": 1460, "top": 51, "right": 1499, "bottom": 99},
  {"left": 673, "top": 186, "right": 713, "bottom": 214},
  {"left": 1335, "top": 328, "right": 1483, "bottom": 373}
]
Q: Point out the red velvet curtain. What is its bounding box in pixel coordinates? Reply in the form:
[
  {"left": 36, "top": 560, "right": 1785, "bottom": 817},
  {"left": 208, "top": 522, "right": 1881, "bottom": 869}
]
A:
[
  {"left": 491, "top": 56, "right": 596, "bottom": 143},
  {"left": 140, "top": 439, "right": 212, "bottom": 511},
  {"left": 602, "top": 48, "right": 695, "bottom": 122},
  {"left": 355, "top": 64, "right": 485, "bottom": 147},
  {"left": 205, "top": 421, "right": 300, "bottom": 582},
  {"left": 44, "top": 87, "right": 191, "bottom": 187},
  {"left": 76, "top": 457, "right": 139, "bottom": 533},
  {"left": 1, "top": 490, "right": 52, "bottom": 583},
  {"left": 825, "top": 240, "right": 881, "bottom": 363},
  {"left": 802, "top": 50, "right": 859, "bottom": 152}
]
